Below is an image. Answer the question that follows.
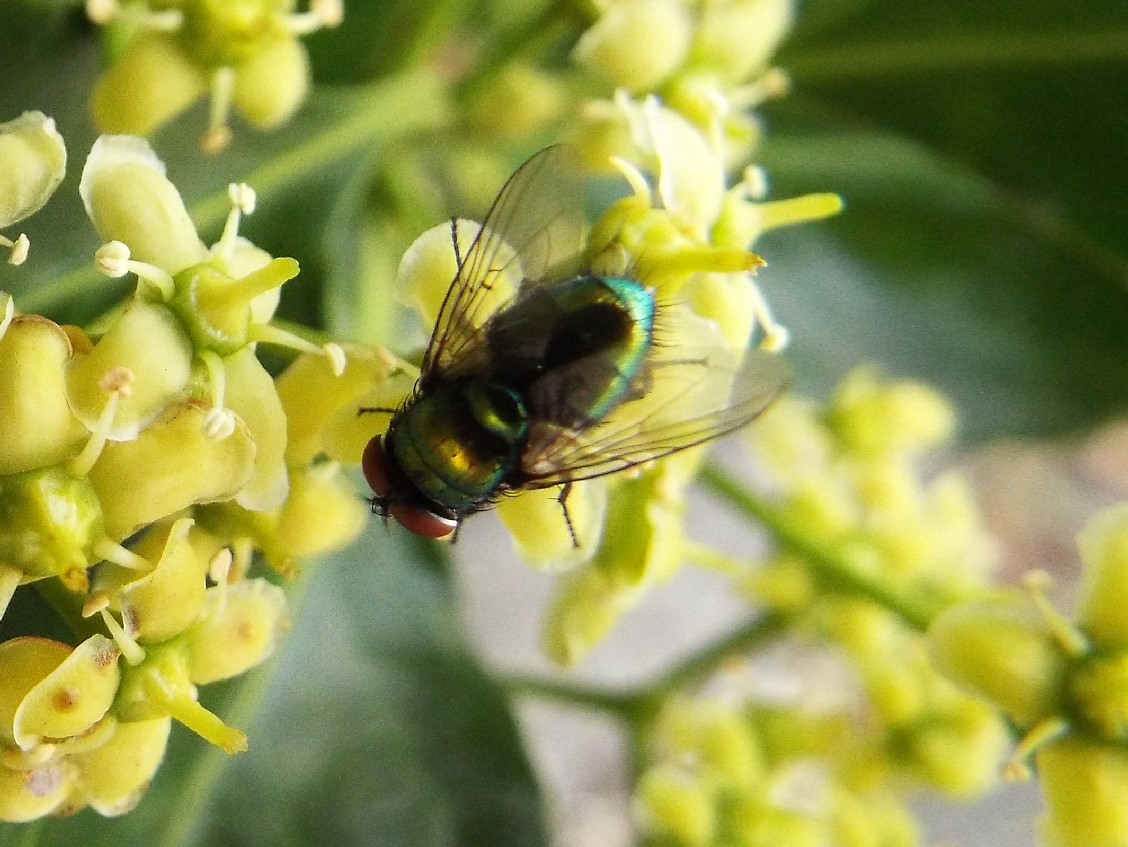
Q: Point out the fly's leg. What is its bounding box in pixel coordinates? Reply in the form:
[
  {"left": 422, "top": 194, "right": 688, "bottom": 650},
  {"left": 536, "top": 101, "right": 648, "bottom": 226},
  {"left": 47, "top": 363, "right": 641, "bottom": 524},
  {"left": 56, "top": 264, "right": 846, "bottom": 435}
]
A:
[
  {"left": 557, "top": 481, "right": 580, "bottom": 549},
  {"left": 358, "top": 406, "right": 397, "bottom": 415}
]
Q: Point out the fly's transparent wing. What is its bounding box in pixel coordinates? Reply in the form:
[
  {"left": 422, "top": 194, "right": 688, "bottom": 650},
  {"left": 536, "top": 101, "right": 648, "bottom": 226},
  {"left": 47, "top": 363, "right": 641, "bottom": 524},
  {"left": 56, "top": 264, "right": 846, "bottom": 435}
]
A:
[
  {"left": 519, "top": 347, "right": 791, "bottom": 486},
  {"left": 420, "top": 146, "right": 586, "bottom": 381}
]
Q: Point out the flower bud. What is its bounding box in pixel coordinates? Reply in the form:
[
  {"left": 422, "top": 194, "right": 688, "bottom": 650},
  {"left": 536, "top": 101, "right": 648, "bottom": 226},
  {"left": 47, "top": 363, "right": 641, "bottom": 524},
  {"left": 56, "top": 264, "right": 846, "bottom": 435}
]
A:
[
  {"left": 88, "top": 401, "right": 256, "bottom": 540},
  {"left": 497, "top": 480, "right": 606, "bottom": 570},
  {"left": 12, "top": 635, "right": 120, "bottom": 751},
  {"left": 0, "top": 465, "right": 103, "bottom": 581},
  {"left": 92, "top": 33, "right": 207, "bottom": 138},
  {"left": 636, "top": 764, "right": 717, "bottom": 847},
  {"left": 116, "top": 518, "right": 210, "bottom": 644},
  {"left": 828, "top": 370, "right": 955, "bottom": 459},
  {"left": 658, "top": 699, "right": 765, "bottom": 788},
  {"left": 186, "top": 579, "right": 289, "bottom": 685},
  {"left": 222, "top": 348, "right": 288, "bottom": 511},
  {"left": 80, "top": 135, "right": 207, "bottom": 274},
  {"left": 275, "top": 464, "right": 366, "bottom": 558},
  {"left": 0, "top": 111, "right": 66, "bottom": 228},
  {"left": 928, "top": 595, "right": 1065, "bottom": 727},
  {"left": 1076, "top": 503, "right": 1128, "bottom": 647},
  {"left": 0, "top": 315, "right": 86, "bottom": 475},
  {"left": 65, "top": 301, "right": 194, "bottom": 440},
  {"left": 1038, "top": 735, "right": 1128, "bottom": 847},
  {"left": 573, "top": 0, "right": 691, "bottom": 91},
  {"left": 465, "top": 64, "right": 566, "bottom": 139},
  {"left": 232, "top": 37, "right": 310, "bottom": 129},
  {"left": 70, "top": 717, "right": 171, "bottom": 816}
]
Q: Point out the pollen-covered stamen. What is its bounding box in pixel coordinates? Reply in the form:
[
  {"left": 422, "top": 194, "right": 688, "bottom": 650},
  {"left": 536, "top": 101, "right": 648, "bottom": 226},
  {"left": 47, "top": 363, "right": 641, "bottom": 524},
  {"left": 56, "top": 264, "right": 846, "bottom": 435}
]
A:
[
  {"left": 202, "top": 68, "right": 237, "bottom": 154},
  {"left": 67, "top": 366, "right": 135, "bottom": 478},
  {"left": 287, "top": 0, "right": 344, "bottom": 34},
  {"left": 213, "top": 183, "right": 257, "bottom": 265},
  {"left": 2, "top": 232, "right": 29, "bottom": 265},
  {"left": 249, "top": 324, "right": 347, "bottom": 376},
  {"left": 99, "top": 608, "right": 146, "bottom": 666},
  {"left": 95, "top": 241, "right": 176, "bottom": 300}
]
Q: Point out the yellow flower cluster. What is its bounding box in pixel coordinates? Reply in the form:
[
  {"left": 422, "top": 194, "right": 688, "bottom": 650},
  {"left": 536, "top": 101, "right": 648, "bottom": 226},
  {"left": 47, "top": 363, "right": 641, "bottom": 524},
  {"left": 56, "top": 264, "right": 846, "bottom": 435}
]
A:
[
  {"left": 0, "top": 127, "right": 365, "bottom": 820},
  {"left": 635, "top": 697, "right": 920, "bottom": 847},
  {"left": 742, "top": 370, "right": 1010, "bottom": 797},
  {"left": 930, "top": 503, "right": 1128, "bottom": 847},
  {"left": 87, "top": 0, "right": 342, "bottom": 151}
]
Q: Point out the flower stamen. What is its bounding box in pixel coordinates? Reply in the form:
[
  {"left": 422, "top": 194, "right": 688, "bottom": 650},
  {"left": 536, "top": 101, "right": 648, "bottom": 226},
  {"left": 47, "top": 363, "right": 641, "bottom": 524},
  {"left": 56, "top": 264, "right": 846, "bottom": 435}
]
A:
[
  {"left": 203, "top": 68, "right": 237, "bottom": 154},
  {"left": 95, "top": 241, "right": 177, "bottom": 300},
  {"left": 100, "top": 608, "right": 147, "bottom": 666},
  {"left": 214, "top": 183, "right": 257, "bottom": 264},
  {"left": 2, "top": 233, "right": 29, "bottom": 265},
  {"left": 67, "top": 366, "right": 135, "bottom": 477}
]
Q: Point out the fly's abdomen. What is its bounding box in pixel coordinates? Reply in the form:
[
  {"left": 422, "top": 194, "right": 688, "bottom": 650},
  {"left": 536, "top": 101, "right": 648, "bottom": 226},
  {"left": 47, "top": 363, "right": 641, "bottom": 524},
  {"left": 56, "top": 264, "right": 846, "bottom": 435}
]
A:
[
  {"left": 390, "top": 382, "right": 529, "bottom": 512},
  {"left": 488, "top": 275, "right": 655, "bottom": 428}
]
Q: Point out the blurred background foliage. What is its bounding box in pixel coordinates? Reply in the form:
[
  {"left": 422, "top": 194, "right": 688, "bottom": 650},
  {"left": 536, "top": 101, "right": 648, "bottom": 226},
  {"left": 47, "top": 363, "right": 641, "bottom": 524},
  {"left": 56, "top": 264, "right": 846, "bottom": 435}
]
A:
[{"left": 1, "top": 0, "right": 1126, "bottom": 844}]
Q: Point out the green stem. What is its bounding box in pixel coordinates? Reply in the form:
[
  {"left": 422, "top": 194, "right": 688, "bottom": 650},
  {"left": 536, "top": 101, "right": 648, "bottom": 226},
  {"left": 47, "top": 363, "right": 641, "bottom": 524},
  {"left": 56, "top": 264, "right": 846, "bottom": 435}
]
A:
[
  {"left": 503, "top": 674, "right": 640, "bottom": 719},
  {"left": 785, "top": 30, "right": 1128, "bottom": 82},
  {"left": 656, "top": 613, "right": 789, "bottom": 695},
  {"left": 22, "top": 69, "right": 452, "bottom": 317},
  {"left": 504, "top": 613, "right": 788, "bottom": 719},
  {"left": 698, "top": 464, "right": 939, "bottom": 631},
  {"left": 504, "top": 613, "right": 788, "bottom": 781}
]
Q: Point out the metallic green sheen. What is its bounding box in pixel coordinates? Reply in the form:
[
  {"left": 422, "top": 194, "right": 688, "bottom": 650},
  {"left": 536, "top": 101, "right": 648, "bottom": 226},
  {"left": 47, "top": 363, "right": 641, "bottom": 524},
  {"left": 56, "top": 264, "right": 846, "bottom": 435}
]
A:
[
  {"left": 390, "top": 382, "right": 528, "bottom": 512},
  {"left": 583, "top": 276, "right": 654, "bottom": 419}
]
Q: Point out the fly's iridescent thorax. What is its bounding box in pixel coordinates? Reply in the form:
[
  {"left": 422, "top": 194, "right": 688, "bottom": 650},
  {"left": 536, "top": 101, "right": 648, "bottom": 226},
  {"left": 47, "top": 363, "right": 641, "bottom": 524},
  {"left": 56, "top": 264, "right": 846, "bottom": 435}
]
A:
[{"left": 486, "top": 275, "right": 655, "bottom": 430}]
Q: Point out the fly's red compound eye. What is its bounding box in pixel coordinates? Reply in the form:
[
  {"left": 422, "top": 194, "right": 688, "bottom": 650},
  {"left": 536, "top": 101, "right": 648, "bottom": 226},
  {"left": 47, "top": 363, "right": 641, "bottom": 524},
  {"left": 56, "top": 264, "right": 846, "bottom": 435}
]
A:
[
  {"left": 389, "top": 503, "right": 457, "bottom": 539},
  {"left": 361, "top": 436, "right": 391, "bottom": 497},
  {"left": 362, "top": 436, "right": 458, "bottom": 539}
]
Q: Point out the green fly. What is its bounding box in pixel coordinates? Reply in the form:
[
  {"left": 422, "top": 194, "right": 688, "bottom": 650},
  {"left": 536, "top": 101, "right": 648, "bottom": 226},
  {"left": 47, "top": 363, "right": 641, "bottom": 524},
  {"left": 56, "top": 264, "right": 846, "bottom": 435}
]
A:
[{"left": 362, "top": 146, "right": 789, "bottom": 541}]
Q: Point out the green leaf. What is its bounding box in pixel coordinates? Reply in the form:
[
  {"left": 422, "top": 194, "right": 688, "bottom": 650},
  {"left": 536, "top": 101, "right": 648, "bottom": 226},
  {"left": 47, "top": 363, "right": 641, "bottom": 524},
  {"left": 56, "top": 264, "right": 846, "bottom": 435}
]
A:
[
  {"left": 0, "top": 529, "right": 546, "bottom": 847},
  {"left": 761, "top": 1, "right": 1128, "bottom": 439}
]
